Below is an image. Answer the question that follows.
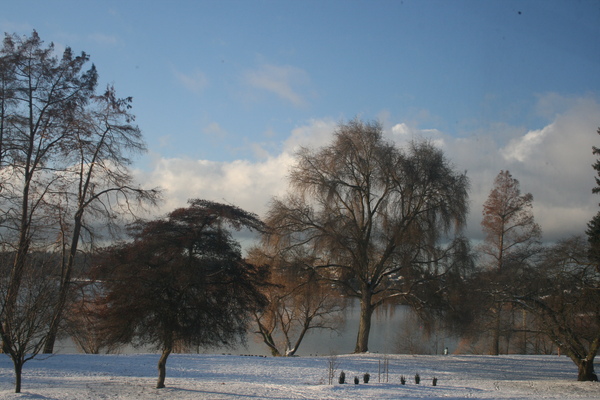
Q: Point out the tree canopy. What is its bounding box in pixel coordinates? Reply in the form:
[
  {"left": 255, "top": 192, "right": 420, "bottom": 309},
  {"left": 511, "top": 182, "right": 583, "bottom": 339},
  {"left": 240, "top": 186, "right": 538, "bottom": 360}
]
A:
[
  {"left": 93, "top": 199, "right": 269, "bottom": 388},
  {"left": 481, "top": 170, "right": 541, "bottom": 271},
  {"left": 264, "top": 119, "right": 470, "bottom": 353}
]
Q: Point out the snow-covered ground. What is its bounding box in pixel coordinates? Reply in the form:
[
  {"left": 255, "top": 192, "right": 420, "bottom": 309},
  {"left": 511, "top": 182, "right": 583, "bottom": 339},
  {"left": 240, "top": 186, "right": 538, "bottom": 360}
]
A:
[{"left": 0, "top": 353, "right": 597, "bottom": 399}]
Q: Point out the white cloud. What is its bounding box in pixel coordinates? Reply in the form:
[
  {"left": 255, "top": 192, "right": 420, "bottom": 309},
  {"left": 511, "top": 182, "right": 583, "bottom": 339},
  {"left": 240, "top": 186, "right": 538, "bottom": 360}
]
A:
[
  {"left": 391, "top": 123, "right": 413, "bottom": 137},
  {"left": 446, "top": 95, "right": 600, "bottom": 241},
  {"left": 243, "top": 63, "right": 311, "bottom": 107},
  {"left": 500, "top": 125, "right": 551, "bottom": 162},
  {"left": 379, "top": 96, "right": 600, "bottom": 241},
  {"left": 389, "top": 123, "right": 444, "bottom": 146},
  {"left": 137, "top": 96, "right": 600, "bottom": 243},
  {"left": 174, "top": 69, "right": 208, "bottom": 94},
  {"left": 136, "top": 119, "right": 336, "bottom": 218},
  {"left": 138, "top": 151, "right": 293, "bottom": 219},
  {"left": 282, "top": 119, "right": 337, "bottom": 153}
]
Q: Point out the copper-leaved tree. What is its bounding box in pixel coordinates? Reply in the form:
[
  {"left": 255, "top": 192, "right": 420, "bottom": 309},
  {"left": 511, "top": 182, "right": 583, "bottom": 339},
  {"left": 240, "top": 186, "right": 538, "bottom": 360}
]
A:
[
  {"left": 479, "top": 170, "right": 541, "bottom": 355},
  {"left": 249, "top": 246, "right": 345, "bottom": 357}
]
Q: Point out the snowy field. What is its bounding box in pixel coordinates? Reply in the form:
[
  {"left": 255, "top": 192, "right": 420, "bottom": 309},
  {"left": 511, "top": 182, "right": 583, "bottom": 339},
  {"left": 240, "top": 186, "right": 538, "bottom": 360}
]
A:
[{"left": 0, "top": 353, "right": 598, "bottom": 399}]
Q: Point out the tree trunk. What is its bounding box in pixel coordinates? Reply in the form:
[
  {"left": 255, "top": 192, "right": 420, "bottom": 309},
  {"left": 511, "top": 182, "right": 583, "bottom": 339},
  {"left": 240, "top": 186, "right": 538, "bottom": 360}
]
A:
[
  {"left": 490, "top": 307, "right": 500, "bottom": 355},
  {"left": 354, "top": 292, "right": 374, "bottom": 353},
  {"left": 43, "top": 329, "right": 58, "bottom": 354},
  {"left": 286, "top": 318, "right": 311, "bottom": 357},
  {"left": 156, "top": 345, "right": 172, "bottom": 389},
  {"left": 255, "top": 317, "right": 282, "bottom": 356},
  {"left": 44, "top": 213, "right": 84, "bottom": 354},
  {"left": 13, "top": 359, "right": 22, "bottom": 393},
  {"left": 577, "top": 359, "right": 598, "bottom": 382}
]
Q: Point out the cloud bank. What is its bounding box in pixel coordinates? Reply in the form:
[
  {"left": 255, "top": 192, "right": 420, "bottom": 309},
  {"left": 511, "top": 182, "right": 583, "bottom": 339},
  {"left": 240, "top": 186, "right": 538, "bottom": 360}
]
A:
[
  {"left": 137, "top": 95, "right": 600, "bottom": 243},
  {"left": 137, "top": 118, "right": 337, "bottom": 218}
]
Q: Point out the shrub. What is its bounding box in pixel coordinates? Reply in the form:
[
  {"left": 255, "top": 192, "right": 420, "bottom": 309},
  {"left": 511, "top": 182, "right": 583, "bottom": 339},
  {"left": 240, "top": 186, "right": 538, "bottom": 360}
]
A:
[
  {"left": 339, "top": 371, "right": 346, "bottom": 384},
  {"left": 415, "top": 373, "right": 420, "bottom": 384},
  {"left": 432, "top": 377, "right": 438, "bottom": 386},
  {"left": 400, "top": 375, "right": 406, "bottom": 385},
  {"left": 363, "top": 373, "right": 370, "bottom": 383},
  {"left": 354, "top": 376, "right": 359, "bottom": 384}
]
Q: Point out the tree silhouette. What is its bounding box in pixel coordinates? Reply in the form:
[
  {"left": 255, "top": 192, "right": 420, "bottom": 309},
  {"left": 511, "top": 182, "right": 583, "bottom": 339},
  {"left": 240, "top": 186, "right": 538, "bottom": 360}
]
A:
[
  {"left": 93, "top": 200, "right": 268, "bottom": 388},
  {"left": 264, "top": 119, "right": 469, "bottom": 353},
  {"left": 514, "top": 237, "right": 599, "bottom": 381}
]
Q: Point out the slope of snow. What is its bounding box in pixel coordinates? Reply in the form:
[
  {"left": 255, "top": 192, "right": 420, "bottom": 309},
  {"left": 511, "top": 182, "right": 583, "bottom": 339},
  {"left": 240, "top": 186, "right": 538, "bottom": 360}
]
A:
[{"left": 0, "top": 353, "right": 598, "bottom": 399}]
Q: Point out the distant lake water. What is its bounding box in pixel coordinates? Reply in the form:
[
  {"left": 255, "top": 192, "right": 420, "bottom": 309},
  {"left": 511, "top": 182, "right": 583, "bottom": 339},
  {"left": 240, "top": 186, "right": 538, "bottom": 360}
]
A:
[{"left": 55, "top": 302, "right": 456, "bottom": 356}]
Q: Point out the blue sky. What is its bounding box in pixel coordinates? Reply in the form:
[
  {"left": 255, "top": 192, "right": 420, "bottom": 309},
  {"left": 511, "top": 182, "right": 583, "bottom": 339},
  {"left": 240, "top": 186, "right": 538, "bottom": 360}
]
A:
[{"left": 3, "top": 0, "right": 600, "bottom": 241}]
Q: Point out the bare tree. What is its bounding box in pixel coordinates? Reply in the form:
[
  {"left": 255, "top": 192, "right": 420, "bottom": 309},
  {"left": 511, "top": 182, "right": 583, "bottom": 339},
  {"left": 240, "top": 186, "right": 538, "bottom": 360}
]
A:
[
  {"left": 264, "top": 119, "right": 469, "bottom": 353},
  {"left": 513, "top": 237, "right": 599, "bottom": 381},
  {"left": 249, "top": 247, "right": 344, "bottom": 356},
  {"left": 0, "top": 30, "right": 95, "bottom": 322},
  {"left": 0, "top": 32, "right": 96, "bottom": 392},
  {"left": 479, "top": 170, "right": 542, "bottom": 355},
  {"left": 42, "top": 85, "right": 160, "bottom": 354},
  {"left": 0, "top": 31, "right": 159, "bottom": 391},
  {"left": 326, "top": 353, "right": 340, "bottom": 385},
  {"left": 0, "top": 251, "right": 58, "bottom": 392}
]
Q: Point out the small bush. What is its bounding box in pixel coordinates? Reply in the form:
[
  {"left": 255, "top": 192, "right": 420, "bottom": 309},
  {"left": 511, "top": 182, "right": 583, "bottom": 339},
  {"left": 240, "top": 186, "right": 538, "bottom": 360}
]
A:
[
  {"left": 400, "top": 375, "right": 406, "bottom": 385},
  {"left": 414, "top": 373, "right": 420, "bottom": 384},
  {"left": 339, "top": 371, "right": 346, "bottom": 384},
  {"left": 354, "top": 376, "right": 359, "bottom": 385},
  {"left": 363, "top": 373, "right": 370, "bottom": 384},
  {"left": 432, "top": 377, "right": 438, "bottom": 386}
]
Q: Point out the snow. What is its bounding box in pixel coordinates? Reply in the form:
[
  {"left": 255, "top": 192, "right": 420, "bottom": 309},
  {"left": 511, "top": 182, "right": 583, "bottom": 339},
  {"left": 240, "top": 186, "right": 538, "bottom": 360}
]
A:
[{"left": 0, "top": 353, "right": 598, "bottom": 399}]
